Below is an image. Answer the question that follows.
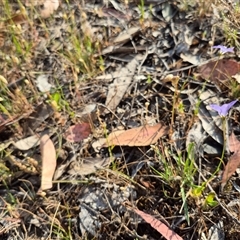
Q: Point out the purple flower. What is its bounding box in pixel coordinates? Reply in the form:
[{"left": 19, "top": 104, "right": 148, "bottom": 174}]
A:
[
  {"left": 212, "top": 45, "right": 234, "bottom": 54},
  {"left": 209, "top": 100, "right": 238, "bottom": 117}
]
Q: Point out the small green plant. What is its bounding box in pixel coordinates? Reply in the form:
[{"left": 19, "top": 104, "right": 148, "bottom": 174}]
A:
[
  {"left": 178, "top": 143, "right": 197, "bottom": 225},
  {"left": 176, "top": 143, "right": 196, "bottom": 187},
  {"left": 223, "top": 25, "right": 239, "bottom": 47},
  {"left": 190, "top": 184, "right": 218, "bottom": 209},
  {"left": 0, "top": 78, "right": 33, "bottom": 120},
  {"left": 152, "top": 143, "right": 196, "bottom": 188},
  {"left": 177, "top": 100, "right": 185, "bottom": 114},
  {"left": 2, "top": 180, "right": 17, "bottom": 205},
  {"left": 59, "top": 9, "right": 102, "bottom": 77},
  {"left": 2, "top": 1, "right": 34, "bottom": 57},
  {"left": 190, "top": 184, "right": 205, "bottom": 198},
  {"left": 48, "top": 90, "right": 74, "bottom": 117},
  {"left": 138, "top": 0, "right": 145, "bottom": 22},
  {"left": 150, "top": 145, "right": 175, "bottom": 184},
  {"left": 146, "top": 74, "right": 152, "bottom": 84},
  {"left": 229, "top": 78, "right": 240, "bottom": 99},
  {"left": 177, "top": 0, "right": 194, "bottom": 12},
  {"left": 204, "top": 192, "right": 218, "bottom": 208},
  {"left": 220, "top": 4, "right": 240, "bottom": 47},
  {"left": 152, "top": 143, "right": 197, "bottom": 225},
  {"left": 0, "top": 162, "right": 11, "bottom": 182}
]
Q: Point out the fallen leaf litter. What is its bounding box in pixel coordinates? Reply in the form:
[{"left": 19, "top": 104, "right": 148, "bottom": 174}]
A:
[{"left": 1, "top": 0, "right": 240, "bottom": 239}]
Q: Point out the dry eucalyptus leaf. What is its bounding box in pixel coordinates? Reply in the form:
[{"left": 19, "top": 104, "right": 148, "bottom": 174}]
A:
[
  {"left": 228, "top": 132, "right": 239, "bottom": 153},
  {"left": 222, "top": 152, "right": 240, "bottom": 189},
  {"left": 180, "top": 53, "right": 202, "bottom": 65},
  {"left": 198, "top": 59, "right": 240, "bottom": 83},
  {"left": 39, "top": 134, "right": 56, "bottom": 191},
  {"left": 134, "top": 209, "right": 183, "bottom": 240},
  {"left": 113, "top": 27, "right": 140, "bottom": 44},
  {"left": 103, "top": 123, "right": 169, "bottom": 147},
  {"left": 40, "top": 0, "right": 59, "bottom": 18},
  {"left": 197, "top": 102, "right": 223, "bottom": 145},
  {"left": 76, "top": 103, "right": 98, "bottom": 122},
  {"left": 105, "top": 129, "right": 125, "bottom": 144},
  {"left": 221, "top": 133, "right": 240, "bottom": 189},
  {"left": 13, "top": 135, "right": 40, "bottom": 150},
  {"left": 68, "top": 157, "right": 111, "bottom": 176},
  {"left": 105, "top": 55, "right": 140, "bottom": 112},
  {"left": 162, "top": 2, "right": 174, "bottom": 22},
  {"left": 101, "top": 6, "right": 131, "bottom": 20},
  {"left": 206, "top": 221, "right": 225, "bottom": 240}
]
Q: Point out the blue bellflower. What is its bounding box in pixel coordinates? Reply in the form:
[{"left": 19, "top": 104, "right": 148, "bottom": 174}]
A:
[
  {"left": 209, "top": 100, "right": 238, "bottom": 117},
  {"left": 212, "top": 45, "right": 234, "bottom": 54}
]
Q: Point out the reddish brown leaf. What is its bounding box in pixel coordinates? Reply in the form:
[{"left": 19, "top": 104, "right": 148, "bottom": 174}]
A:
[
  {"left": 198, "top": 59, "right": 240, "bottom": 83},
  {"left": 221, "top": 132, "right": 240, "bottom": 188},
  {"left": 104, "top": 123, "right": 169, "bottom": 147},
  {"left": 222, "top": 152, "right": 240, "bottom": 189},
  {"left": 134, "top": 209, "right": 183, "bottom": 240},
  {"left": 228, "top": 132, "right": 240, "bottom": 153},
  {"left": 64, "top": 123, "right": 92, "bottom": 143},
  {"left": 5, "top": 13, "right": 27, "bottom": 25},
  {"left": 39, "top": 134, "right": 56, "bottom": 191}
]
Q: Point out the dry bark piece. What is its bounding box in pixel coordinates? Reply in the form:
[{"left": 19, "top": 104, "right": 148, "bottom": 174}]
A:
[{"left": 103, "top": 123, "right": 169, "bottom": 147}]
